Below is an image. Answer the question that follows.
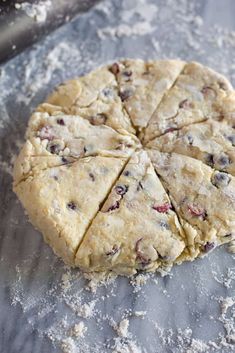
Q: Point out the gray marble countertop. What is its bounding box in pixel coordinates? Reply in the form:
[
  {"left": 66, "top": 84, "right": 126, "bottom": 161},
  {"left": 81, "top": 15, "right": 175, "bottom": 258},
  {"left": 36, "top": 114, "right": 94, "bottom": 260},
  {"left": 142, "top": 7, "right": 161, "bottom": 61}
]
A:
[{"left": 1, "top": 0, "right": 235, "bottom": 352}]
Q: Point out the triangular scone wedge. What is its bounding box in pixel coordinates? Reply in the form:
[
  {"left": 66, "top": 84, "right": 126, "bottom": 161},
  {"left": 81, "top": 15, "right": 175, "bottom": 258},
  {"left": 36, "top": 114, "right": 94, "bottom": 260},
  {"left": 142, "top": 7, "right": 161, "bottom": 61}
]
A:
[
  {"left": 109, "top": 59, "right": 185, "bottom": 132},
  {"left": 148, "top": 150, "right": 235, "bottom": 260},
  {"left": 14, "top": 156, "right": 127, "bottom": 265},
  {"left": 13, "top": 112, "right": 139, "bottom": 183},
  {"left": 75, "top": 151, "right": 185, "bottom": 276},
  {"left": 39, "top": 65, "right": 135, "bottom": 134},
  {"left": 147, "top": 120, "right": 235, "bottom": 176},
  {"left": 143, "top": 61, "right": 233, "bottom": 143}
]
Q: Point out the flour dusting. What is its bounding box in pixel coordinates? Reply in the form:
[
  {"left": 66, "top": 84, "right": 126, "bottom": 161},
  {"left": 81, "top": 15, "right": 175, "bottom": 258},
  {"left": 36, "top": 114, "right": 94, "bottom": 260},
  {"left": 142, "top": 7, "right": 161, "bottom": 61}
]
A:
[{"left": 15, "top": 1, "right": 52, "bottom": 23}]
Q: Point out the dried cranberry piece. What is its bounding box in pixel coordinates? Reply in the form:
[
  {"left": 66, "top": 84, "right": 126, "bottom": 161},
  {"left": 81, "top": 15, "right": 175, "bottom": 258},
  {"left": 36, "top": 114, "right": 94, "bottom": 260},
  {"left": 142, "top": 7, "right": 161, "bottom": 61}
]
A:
[
  {"left": 115, "top": 185, "right": 128, "bottom": 196},
  {"left": 102, "top": 87, "right": 113, "bottom": 97},
  {"left": 205, "top": 153, "right": 214, "bottom": 167},
  {"left": 106, "top": 245, "right": 119, "bottom": 256},
  {"left": 109, "top": 62, "right": 120, "bottom": 75},
  {"left": 188, "top": 205, "right": 206, "bottom": 219},
  {"left": 227, "top": 134, "right": 235, "bottom": 146},
  {"left": 211, "top": 172, "right": 231, "bottom": 188},
  {"left": 217, "top": 154, "right": 231, "bottom": 167},
  {"left": 135, "top": 238, "right": 151, "bottom": 266},
  {"left": 159, "top": 220, "right": 170, "bottom": 230},
  {"left": 57, "top": 118, "right": 65, "bottom": 126},
  {"left": 153, "top": 203, "right": 172, "bottom": 213},
  {"left": 201, "top": 86, "right": 216, "bottom": 99},
  {"left": 89, "top": 172, "right": 95, "bottom": 182},
  {"left": 39, "top": 125, "right": 54, "bottom": 140},
  {"left": 61, "top": 157, "right": 69, "bottom": 164},
  {"left": 119, "top": 89, "right": 133, "bottom": 101},
  {"left": 164, "top": 127, "right": 177, "bottom": 134},
  {"left": 126, "top": 143, "right": 134, "bottom": 148},
  {"left": 124, "top": 170, "right": 131, "bottom": 177},
  {"left": 67, "top": 202, "right": 77, "bottom": 211},
  {"left": 49, "top": 144, "right": 61, "bottom": 154},
  {"left": 186, "top": 134, "right": 194, "bottom": 145},
  {"left": 204, "top": 242, "right": 215, "bottom": 252},
  {"left": 107, "top": 201, "right": 120, "bottom": 212},
  {"left": 179, "top": 99, "right": 193, "bottom": 109},
  {"left": 122, "top": 70, "right": 132, "bottom": 77}
]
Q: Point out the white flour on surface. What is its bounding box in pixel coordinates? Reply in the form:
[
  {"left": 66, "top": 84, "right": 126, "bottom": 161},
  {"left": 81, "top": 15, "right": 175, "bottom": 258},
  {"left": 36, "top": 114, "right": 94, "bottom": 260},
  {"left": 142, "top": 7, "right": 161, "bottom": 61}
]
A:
[
  {"left": 115, "top": 319, "right": 130, "bottom": 338},
  {"left": 9, "top": 258, "right": 235, "bottom": 353},
  {"left": 15, "top": 1, "right": 52, "bottom": 23},
  {"left": 97, "top": 22, "right": 155, "bottom": 39},
  {"left": 97, "top": 0, "right": 157, "bottom": 39}
]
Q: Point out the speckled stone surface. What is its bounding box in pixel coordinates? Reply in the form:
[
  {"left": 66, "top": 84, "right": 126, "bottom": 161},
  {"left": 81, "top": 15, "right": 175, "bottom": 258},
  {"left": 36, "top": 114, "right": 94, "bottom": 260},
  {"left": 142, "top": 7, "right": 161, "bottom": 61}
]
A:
[{"left": 1, "top": 0, "right": 235, "bottom": 352}]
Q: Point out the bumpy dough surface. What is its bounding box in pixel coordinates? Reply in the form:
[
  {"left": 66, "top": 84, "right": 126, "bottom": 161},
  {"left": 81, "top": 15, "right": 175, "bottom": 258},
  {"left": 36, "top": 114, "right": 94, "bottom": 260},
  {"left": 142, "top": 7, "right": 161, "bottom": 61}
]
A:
[{"left": 13, "top": 60, "right": 235, "bottom": 274}]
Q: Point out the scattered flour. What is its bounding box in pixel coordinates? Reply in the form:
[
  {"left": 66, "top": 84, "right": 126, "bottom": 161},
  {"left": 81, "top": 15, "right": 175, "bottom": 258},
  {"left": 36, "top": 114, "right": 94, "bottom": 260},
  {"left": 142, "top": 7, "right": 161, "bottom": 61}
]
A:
[
  {"left": 115, "top": 319, "right": 129, "bottom": 338},
  {"left": 84, "top": 271, "right": 117, "bottom": 293},
  {"left": 70, "top": 322, "right": 87, "bottom": 338},
  {"left": 112, "top": 338, "right": 142, "bottom": 353},
  {"left": 97, "top": 22, "right": 155, "bottom": 40},
  {"left": 133, "top": 311, "right": 146, "bottom": 318},
  {"left": 61, "top": 337, "right": 76, "bottom": 353},
  {"left": 76, "top": 300, "right": 96, "bottom": 319},
  {"left": 97, "top": 0, "right": 158, "bottom": 40},
  {"left": 15, "top": 1, "right": 52, "bottom": 23}
]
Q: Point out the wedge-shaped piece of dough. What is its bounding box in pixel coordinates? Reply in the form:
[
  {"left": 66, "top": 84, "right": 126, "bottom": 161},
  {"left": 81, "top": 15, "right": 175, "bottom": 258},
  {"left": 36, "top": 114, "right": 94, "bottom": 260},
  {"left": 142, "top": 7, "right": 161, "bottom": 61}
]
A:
[
  {"left": 41, "top": 65, "right": 135, "bottom": 134},
  {"left": 14, "top": 156, "right": 127, "bottom": 265},
  {"left": 14, "top": 112, "right": 139, "bottom": 183},
  {"left": 147, "top": 120, "right": 235, "bottom": 176},
  {"left": 148, "top": 150, "right": 235, "bottom": 259},
  {"left": 144, "top": 62, "right": 233, "bottom": 143},
  {"left": 109, "top": 59, "right": 185, "bottom": 132},
  {"left": 75, "top": 151, "right": 185, "bottom": 275}
]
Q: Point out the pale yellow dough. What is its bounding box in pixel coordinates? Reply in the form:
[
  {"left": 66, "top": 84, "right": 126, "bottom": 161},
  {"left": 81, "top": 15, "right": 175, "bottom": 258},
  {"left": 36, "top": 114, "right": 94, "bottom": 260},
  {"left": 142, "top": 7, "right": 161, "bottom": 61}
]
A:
[
  {"left": 14, "top": 156, "right": 126, "bottom": 264},
  {"left": 143, "top": 61, "right": 233, "bottom": 143},
  {"left": 147, "top": 119, "right": 235, "bottom": 176},
  {"left": 14, "top": 111, "right": 139, "bottom": 183},
  {"left": 75, "top": 151, "right": 185, "bottom": 275},
  {"left": 40, "top": 65, "right": 135, "bottom": 134},
  {"left": 147, "top": 150, "right": 235, "bottom": 260},
  {"left": 111, "top": 59, "right": 185, "bottom": 131},
  {"left": 13, "top": 59, "right": 235, "bottom": 274}
]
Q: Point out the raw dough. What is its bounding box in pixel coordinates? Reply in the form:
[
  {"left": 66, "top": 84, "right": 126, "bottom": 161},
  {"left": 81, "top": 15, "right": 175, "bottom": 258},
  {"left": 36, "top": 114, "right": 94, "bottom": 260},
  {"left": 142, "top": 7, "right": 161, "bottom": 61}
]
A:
[
  {"left": 143, "top": 61, "right": 233, "bottom": 143},
  {"left": 147, "top": 119, "right": 235, "bottom": 176},
  {"left": 14, "top": 111, "right": 139, "bottom": 183},
  {"left": 147, "top": 150, "right": 235, "bottom": 260},
  {"left": 13, "top": 59, "right": 235, "bottom": 274},
  {"left": 76, "top": 151, "right": 185, "bottom": 275},
  {"left": 109, "top": 59, "right": 185, "bottom": 131},
  {"left": 14, "top": 156, "right": 127, "bottom": 264},
  {"left": 40, "top": 65, "right": 135, "bottom": 134}
]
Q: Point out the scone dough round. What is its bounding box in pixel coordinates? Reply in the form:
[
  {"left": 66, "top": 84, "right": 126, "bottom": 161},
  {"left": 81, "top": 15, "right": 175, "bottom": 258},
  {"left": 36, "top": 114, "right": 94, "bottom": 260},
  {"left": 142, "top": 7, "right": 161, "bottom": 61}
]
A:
[{"left": 13, "top": 59, "right": 235, "bottom": 275}]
